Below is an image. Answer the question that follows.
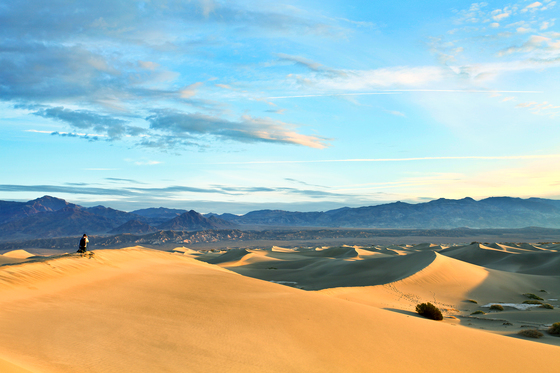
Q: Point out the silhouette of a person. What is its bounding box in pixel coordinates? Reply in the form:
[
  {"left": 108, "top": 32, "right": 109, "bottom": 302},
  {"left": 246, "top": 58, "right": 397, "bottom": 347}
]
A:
[{"left": 78, "top": 234, "right": 89, "bottom": 253}]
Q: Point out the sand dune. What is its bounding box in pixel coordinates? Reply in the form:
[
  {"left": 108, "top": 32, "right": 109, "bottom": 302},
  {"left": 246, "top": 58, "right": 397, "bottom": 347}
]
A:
[
  {"left": 198, "top": 243, "right": 560, "bottom": 345},
  {"left": 208, "top": 247, "right": 438, "bottom": 290},
  {"left": 0, "top": 245, "right": 559, "bottom": 372},
  {"left": 2, "top": 250, "right": 35, "bottom": 259},
  {"left": 441, "top": 242, "right": 560, "bottom": 275}
]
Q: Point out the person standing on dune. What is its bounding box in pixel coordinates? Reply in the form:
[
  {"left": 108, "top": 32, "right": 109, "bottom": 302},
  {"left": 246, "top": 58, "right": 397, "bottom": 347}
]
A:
[{"left": 78, "top": 233, "right": 89, "bottom": 253}]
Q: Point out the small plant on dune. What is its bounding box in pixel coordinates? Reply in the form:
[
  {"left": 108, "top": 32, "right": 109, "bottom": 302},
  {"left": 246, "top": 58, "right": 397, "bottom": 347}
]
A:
[
  {"left": 540, "top": 303, "right": 554, "bottom": 309},
  {"left": 467, "top": 299, "right": 478, "bottom": 304},
  {"left": 523, "top": 293, "right": 544, "bottom": 301},
  {"left": 539, "top": 290, "right": 547, "bottom": 293},
  {"left": 471, "top": 310, "right": 485, "bottom": 315},
  {"left": 522, "top": 300, "right": 543, "bottom": 305},
  {"left": 518, "top": 329, "right": 543, "bottom": 338},
  {"left": 489, "top": 304, "right": 504, "bottom": 311},
  {"left": 548, "top": 322, "right": 560, "bottom": 336},
  {"left": 416, "top": 302, "right": 443, "bottom": 321}
]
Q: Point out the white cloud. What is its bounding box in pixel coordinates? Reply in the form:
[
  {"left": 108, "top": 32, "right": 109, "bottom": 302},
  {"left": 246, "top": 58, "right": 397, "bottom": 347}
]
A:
[
  {"left": 199, "top": 0, "right": 217, "bottom": 17},
  {"left": 179, "top": 82, "right": 204, "bottom": 98},
  {"left": 301, "top": 66, "right": 447, "bottom": 91},
  {"left": 138, "top": 61, "right": 160, "bottom": 70},
  {"left": 490, "top": 22, "right": 500, "bottom": 28},
  {"left": 493, "top": 12, "right": 511, "bottom": 21},
  {"left": 516, "top": 101, "right": 560, "bottom": 117}
]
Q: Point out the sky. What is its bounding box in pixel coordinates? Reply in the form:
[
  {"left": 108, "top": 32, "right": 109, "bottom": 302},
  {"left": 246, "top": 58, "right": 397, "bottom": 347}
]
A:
[{"left": 1, "top": 0, "right": 559, "bottom": 213}]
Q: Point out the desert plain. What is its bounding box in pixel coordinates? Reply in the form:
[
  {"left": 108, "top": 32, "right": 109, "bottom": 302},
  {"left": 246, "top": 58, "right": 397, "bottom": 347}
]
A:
[{"left": 0, "top": 241, "right": 559, "bottom": 372}]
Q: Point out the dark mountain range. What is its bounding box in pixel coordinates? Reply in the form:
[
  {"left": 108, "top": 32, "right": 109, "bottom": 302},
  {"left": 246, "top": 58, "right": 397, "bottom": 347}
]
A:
[
  {"left": 132, "top": 207, "right": 187, "bottom": 225},
  {"left": 0, "top": 196, "right": 233, "bottom": 240},
  {"left": 1, "top": 195, "right": 560, "bottom": 241},
  {"left": 157, "top": 210, "right": 236, "bottom": 231},
  {"left": 108, "top": 220, "right": 158, "bottom": 235},
  {"left": 0, "top": 196, "right": 75, "bottom": 225},
  {"left": 0, "top": 205, "right": 116, "bottom": 240},
  {"left": 215, "top": 197, "right": 560, "bottom": 229},
  {"left": 86, "top": 206, "right": 146, "bottom": 225}
]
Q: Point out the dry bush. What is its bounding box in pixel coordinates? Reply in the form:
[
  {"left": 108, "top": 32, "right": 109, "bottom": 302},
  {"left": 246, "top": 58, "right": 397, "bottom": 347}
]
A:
[
  {"left": 467, "top": 299, "right": 478, "bottom": 304},
  {"left": 489, "top": 304, "right": 504, "bottom": 311},
  {"left": 540, "top": 303, "right": 554, "bottom": 309},
  {"left": 471, "top": 310, "right": 485, "bottom": 315},
  {"left": 518, "top": 329, "right": 543, "bottom": 338},
  {"left": 416, "top": 302, "right": 443, "bottom": 321},
  {"left": 548, "top": 322, "right": 560, "bottom": 336},
  {"left": 522, "top": 300, "right": 543, "bottom": 305},
  {"left": 523, "top": 293, "right": 544, "bottom": 301}
]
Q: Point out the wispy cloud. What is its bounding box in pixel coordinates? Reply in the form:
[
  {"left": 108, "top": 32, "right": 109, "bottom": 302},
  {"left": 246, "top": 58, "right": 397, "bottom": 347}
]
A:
[
  {"left": 515, "top": 101, "right": 560, "bottom": 117},
  {"left": 146, "top": 110, "right": 330, "bottom": 149},
  {"left": 268, "top": 89, "right": 541, "bottom": 99},
  {"left": 209, "top": 154, "right": 560, "bottom": 165}
]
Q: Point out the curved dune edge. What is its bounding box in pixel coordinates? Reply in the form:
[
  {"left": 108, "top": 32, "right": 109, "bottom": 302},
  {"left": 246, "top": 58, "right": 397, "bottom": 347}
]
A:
[
  {"left": 319, "top": 251, "right": 560, "bottom": 315},
  {"left": 2, "top": 250, "right": 35, "bottom": 259},
  {"left": 319, "top": 252, "right": 489, "bottom": 311},
  {"left": 200, "top": 247, "right": 440, "bottom": 290},
  {"left": 0, "top": 357, "right": 34, "bottom": 373},
  {"left": 0, "top": 247, "right": 559, "bottom": 373}
]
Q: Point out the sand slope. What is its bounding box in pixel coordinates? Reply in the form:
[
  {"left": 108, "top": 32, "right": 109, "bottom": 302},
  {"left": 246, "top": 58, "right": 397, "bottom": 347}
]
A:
[{"left": 0, "top": 247, "right": 559, "bottom": 372}]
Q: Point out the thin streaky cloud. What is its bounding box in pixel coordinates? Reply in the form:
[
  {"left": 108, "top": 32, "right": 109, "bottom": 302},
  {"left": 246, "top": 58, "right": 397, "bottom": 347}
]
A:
[
  {"left": 267, "top": 89, "right": 543, "bottom": 99},
  {"left": 208, "top": 154, "right": 560, "bottom": 165}
]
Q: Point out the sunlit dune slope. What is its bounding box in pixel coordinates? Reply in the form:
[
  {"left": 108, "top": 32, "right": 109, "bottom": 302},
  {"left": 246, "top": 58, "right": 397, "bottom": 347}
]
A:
[
  {"left": 321, "top": 251, "right": 559, "bottom": 313},
  {"left": 0, "top": 247, "right": 559, "bottom": 373}
]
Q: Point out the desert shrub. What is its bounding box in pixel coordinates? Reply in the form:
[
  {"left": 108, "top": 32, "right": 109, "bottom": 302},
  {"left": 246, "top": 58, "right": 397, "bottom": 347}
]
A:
[
  {"left": 540, "top": 303, "right": 554, "bottom": 309},
  {"left": 548, "top": 322, "right": 560, "bottom": 336},
  {"left": 523, "top": 293, "right": 544, "bottom": 301},
  {"left": 489, "top": 304, "right": 504, "bottom": 311},
  {"left": 518, "top": 329, "right": 543, "bottom": 338},
  {"left": 522, "top": 300, "right": 543, "bottom": 305},
  {"left": 467, "top": 299, "right": 478, "bottom": 304},
  {"left": 471, "top": 310, "right": 485, "bottom": 315},
  {"left": 540, "top": 289, "right": 547, "bottom": 293},
  {"left": 416, "top": 302, "right": 443, "bottom": 320}
]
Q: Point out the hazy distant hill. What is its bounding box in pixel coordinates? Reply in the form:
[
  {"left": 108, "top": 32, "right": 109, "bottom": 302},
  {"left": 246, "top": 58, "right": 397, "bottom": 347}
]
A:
[
  {"left": 157, "top": 210, "right": 236, "bottom": 231},
  {"left": 215, "top": 197, "right": 560, "bottom": 229},
  {"left": 132, "top": 207, "right": 187, "bottom": 225},
  {"left": 108, "top": 220, "right": 158, "bottom": 235}
]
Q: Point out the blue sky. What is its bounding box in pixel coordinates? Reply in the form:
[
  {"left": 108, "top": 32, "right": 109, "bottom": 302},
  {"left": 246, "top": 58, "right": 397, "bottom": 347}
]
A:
[{"left": 1, "top": 0, "right": 559, "bottom": 213}]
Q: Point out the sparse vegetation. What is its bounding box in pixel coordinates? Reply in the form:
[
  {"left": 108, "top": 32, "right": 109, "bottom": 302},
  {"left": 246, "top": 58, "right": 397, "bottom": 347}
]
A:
[
  {"left": 489, "top": 304, "right": 504, "bottom": 311},
  {"left": 471, "top": 310, "right": 485, "bottom": 315},
  {"left": 523, "top": 293, "right": 544, "bottom": 301},
  {"left": 540, "top": 303, "right": 554, "bottom": 309},
  {"left": 416, "top": 302, "right": 443, "bottom": 321},
  {"left": 518, "top": 329, "right": 543, "bottom": 338},
  {"left": 467, "top": 299, "right": 478, "bottom": 304},
  {"left": 522, "top": 300, "right": 543, "bottom": 305},
  {"left": 540, "top": 290, "right": 547, "bottom": 293},
  {"left": 548, "top": 322, "right": 560, "bottom": 336}
]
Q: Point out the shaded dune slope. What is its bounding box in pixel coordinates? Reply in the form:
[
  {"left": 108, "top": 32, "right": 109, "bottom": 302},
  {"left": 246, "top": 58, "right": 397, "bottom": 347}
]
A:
[
  {"left": 201, "top": 248, "right": 438, "bottom": 290},
  {"left": 441, "top": 243, "right": 560, "bottom": 275},
  {"left": 0, "top": 247, "right": 559, "bottom": 373}
]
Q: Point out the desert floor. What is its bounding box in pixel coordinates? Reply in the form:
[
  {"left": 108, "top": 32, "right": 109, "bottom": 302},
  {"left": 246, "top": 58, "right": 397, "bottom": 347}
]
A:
[{"left": 0, "top": 242, "right": 558, "bottom": 372}]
